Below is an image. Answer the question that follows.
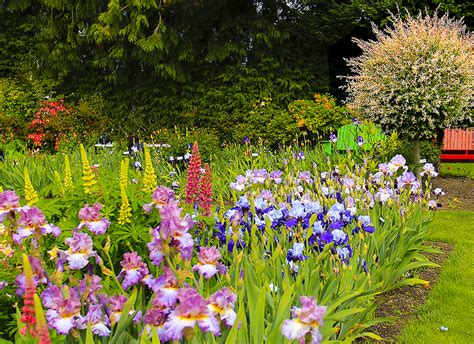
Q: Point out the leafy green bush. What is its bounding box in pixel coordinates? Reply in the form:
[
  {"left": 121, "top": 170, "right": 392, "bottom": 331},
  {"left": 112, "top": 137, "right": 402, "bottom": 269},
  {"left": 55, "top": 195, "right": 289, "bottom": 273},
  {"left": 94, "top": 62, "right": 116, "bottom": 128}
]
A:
[
  {"left": 150, "top": 126, "right": 221, "bottom": 162},
  {"left": 231, "top": 97, "right": 298, "bottom": 147},
  {"left": 289, "top": 93, "right": 351, "bottom": 140}
]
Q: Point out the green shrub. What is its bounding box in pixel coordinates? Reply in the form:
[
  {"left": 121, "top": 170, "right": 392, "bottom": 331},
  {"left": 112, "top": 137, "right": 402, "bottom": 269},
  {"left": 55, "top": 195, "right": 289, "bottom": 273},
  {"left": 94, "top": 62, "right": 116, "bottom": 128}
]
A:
[
  {"left": 231, "top": 97, "right": 298, "bottom": 147},
  {"left": 150, "top": 126, "right": 221, "bottom": 161},
  {"left": 289, "top": 93, "right": 351, "bottom": 140}
]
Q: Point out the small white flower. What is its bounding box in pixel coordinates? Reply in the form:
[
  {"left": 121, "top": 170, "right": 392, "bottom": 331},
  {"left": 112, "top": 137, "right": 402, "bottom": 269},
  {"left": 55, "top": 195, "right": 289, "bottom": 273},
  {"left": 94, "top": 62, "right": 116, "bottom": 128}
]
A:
[{"left": 269, "top": 283, "right": 279, "bottom": 293}]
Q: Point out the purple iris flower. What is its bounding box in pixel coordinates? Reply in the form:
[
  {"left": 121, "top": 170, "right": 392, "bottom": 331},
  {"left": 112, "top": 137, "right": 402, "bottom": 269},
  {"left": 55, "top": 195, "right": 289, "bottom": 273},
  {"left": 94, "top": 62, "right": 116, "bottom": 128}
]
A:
[
  {"left": 265, "top": 208, "right": 284, "bottom": 227},
  {"left": 157, "top": 202, "right": 195, "bottom": 260},
  {"left": 79, "top": 274, "right": 103, "bottom": 303},
  {"left": 312, "top": 221, "right": 325, "bottom": 235},
  {"left": 147, "top": 227, "right": 164, "bottom": 266},
  {"left": 375, "top": 187, "right": 393, "bottom": 204},
  {"left": 153, "top": 186, "right": 175, "bottom": 204},
  {"left": 85, "top": 305, "right": 111, "bottom": 336},
  {"left": 15, "top": 256, "right": 48, "bottom": 296},
  {"left": 261, "top": 190, "right": 273, "bottom": 200},
  {"left": 329, "top": 221, "right": 344, "bottom": 230},
  {"left": 63, "top": 232, "right": 96, "bottom": 270},
  {"left": 289, "top": 200, "right": 306, "bottom": 219},
  {"left": 43, "top": 286, "right": 81, "bottom": 335},
  {"left": 296, "top": 151, "right": 305, "bottom": 160},
  {"left": 332, "top": 229, "right": 348, "bottom": 245},
  {"left": 329, "top": 133, "right": 337, "bottom": 143},
  {"left": 336, "top": 245, "right": 353, "bottom": 262},
  {"left": 378, "top": 163, "right": 389, "bottom": 174},
  {"left": 107, "top": 295, "right": 129, "bottom": 325},
  {"left": 77, "top": 203, "right": 110, "bottom": 235},
  {"left": 143, "top": 292, "right": 169, "bottom": 338},
  {"left": 396, "top": 171, "right": 419, "bottom": 191},
  {"left": 118, "top": 252, "right": 149, "bottom": 290},
  {"left": 388, "top": 155, "right": 406, "bottom": 173},
  {"left": 0, "top": 190, "right": 21, "bottom": 222},
  {"left": 13, "top": 207, "right": 60, "bottom": 244},
  {"left": 304, "top": 201, "right": 322, "bottom": 215},
  {"left": 420, "top": 163, "right": 438, "bottom": 177},
  {"left": 230, "top": 175, "right": 247, "bottom": 191},
  {"left": 298, "top": 171, "right": 312, "bottom": 184},
  {"left": 162, "top": 288, "right": 220, "bottom": 341},
  {"left": 270, "top": 170, "right": 283, "bottom": 184},
  {"left": 281, "top": 296, "right": 327, "bottom": 343},
  {"left": 192, "top": 246, "right": 227, "bottom": 279},
  {"left": 356, "top": 136, "right": 364, "bottom": 147},
  {"left": 251, "top": 169, "right": 268, "bottom": 184},
  {"left": 236, "top": 196, "right": 250, "bottom": 211},
  {"left": 327, "top": 203, "right": 344, "bottom": 223},
  {"left": 208, "top": 288, "right": 237, "bottom": 328},
  {"left": 242, "top": 136, "right": 250, "bottom": 144}
]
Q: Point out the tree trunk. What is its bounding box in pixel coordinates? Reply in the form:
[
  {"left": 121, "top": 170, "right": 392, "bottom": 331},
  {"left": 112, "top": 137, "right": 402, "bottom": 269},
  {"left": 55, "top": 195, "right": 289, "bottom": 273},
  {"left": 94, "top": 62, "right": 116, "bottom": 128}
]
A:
[{"left": 412, "top": 138, "right": 421, "bottom": 178}]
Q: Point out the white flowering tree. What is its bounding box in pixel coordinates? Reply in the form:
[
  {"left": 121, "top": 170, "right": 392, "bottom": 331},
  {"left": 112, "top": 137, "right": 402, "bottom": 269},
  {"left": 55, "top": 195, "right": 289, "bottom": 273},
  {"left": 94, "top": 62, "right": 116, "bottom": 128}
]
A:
[{"left": 343, "top": 11, "right": 473, "bottom": 168}]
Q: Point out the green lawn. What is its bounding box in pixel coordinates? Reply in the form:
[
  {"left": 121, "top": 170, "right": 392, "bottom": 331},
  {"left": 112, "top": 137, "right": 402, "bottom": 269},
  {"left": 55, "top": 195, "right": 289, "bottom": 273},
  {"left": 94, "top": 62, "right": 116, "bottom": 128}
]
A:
[
  {"left": 439, "top": 163, "right": 474, "bottom": 179},
  {"left": 398, "top": 211, "right": 474, "bottom": 343}
]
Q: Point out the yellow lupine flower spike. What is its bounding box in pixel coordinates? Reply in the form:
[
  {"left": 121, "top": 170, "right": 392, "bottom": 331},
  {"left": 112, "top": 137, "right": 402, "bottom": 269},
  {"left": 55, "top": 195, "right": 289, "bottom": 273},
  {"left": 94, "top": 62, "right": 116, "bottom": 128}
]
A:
[
  {"left": 80, "top": 144, "right": 97, "bottom": 194},
  {"left": 24, "top": 168, "right": 38, "bottom": 206},
  {"left": 64, "top": 155, "right": 74, "bottom": 192},
  {"left": 53, "top": 171, "right": 66, "bottom": 198},
  {"left": 142, "top": 144, "right": 157, "bottom": 193},
  {"left": 118, "top": 159, "right": 132, "bottom": 224}
]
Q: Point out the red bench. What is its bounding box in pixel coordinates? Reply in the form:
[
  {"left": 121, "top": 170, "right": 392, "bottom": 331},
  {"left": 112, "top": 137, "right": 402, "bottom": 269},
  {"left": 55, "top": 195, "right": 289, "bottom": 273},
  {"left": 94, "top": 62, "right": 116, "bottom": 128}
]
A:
[{"left": 440, "top": 128, "right": 474, "bottom": 161}]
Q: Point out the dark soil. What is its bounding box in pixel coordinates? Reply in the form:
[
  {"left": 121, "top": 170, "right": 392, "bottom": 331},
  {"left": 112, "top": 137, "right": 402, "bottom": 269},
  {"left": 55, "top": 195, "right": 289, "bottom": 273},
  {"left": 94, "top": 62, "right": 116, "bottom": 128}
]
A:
[
  {"left": 367, "top": 242, "right": 453, "bottom": 342},
  {"left": 432, "top": 176, "right": 474, "bottom": 211}
]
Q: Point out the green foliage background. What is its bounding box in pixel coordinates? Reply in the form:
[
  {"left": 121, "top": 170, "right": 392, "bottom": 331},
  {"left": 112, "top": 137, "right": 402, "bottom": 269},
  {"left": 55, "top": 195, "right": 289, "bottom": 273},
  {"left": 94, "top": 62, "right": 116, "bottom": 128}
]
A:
[{"left": 1, "top": 0, "right": 472, "bottom": 144}]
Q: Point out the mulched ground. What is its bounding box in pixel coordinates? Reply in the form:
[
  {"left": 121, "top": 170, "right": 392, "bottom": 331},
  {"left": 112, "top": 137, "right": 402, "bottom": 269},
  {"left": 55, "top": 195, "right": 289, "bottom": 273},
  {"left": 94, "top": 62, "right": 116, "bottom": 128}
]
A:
[
  {"left": 432, "top": 176, "right": 474, "bottom": 211},
  {"left": 367, "top": 242, "right": 453, "bottom": 342}
]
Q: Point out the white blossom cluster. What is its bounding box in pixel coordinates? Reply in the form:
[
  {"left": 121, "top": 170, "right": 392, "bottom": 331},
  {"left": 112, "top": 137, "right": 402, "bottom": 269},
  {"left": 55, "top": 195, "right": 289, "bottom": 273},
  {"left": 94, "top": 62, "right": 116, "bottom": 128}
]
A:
[{"left": 342, "top": 11, "right": 473, "bottom": 139}]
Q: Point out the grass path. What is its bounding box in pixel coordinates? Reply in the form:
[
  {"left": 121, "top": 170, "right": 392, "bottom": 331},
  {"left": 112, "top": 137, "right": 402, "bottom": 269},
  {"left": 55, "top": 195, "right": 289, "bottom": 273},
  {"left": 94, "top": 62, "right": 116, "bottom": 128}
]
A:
[
  {"left": 398, "top": 211, "right": 474, "bottom": 343},
  {"left": 439, "top": 163, "right": 474, "bottom": 179}
]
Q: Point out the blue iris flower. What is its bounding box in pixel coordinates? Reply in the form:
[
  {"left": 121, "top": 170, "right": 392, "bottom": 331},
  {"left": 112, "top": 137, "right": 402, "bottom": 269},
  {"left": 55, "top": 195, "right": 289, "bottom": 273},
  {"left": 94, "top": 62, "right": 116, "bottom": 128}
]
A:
[
  {"left": 236, "top": 196, "right": 250, "bottom": 211},
  {"left": 287, "top": 242, "right": 308, "bottom": 262},
  {"left": 331, "top": 229, "right": 348, "bottom": 245}
]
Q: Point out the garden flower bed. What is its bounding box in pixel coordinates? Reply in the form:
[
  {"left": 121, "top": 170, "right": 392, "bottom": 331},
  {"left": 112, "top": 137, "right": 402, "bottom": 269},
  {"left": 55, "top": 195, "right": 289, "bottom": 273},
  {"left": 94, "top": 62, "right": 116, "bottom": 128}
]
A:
[{"left": 0, "top": 143, "right": 445, "bottom": 343}]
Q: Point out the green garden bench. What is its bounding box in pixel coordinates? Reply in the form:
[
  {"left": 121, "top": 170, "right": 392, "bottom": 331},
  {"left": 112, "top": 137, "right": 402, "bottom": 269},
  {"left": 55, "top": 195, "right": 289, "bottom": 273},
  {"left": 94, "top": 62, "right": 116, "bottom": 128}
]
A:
[{"left": 323, "top": 123, "right": 386, "bottom": 154}]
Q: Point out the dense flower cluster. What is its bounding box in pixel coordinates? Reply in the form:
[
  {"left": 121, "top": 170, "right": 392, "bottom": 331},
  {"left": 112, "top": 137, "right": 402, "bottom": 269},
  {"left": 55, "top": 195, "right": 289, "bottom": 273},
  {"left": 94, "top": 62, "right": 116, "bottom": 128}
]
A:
[
  {"left": 0, "top": 148, "right": 443, "bottom": 343},
  {"left": 222, "top": 155, "right": 440, "bottom": 268},
  {"left": 5, "top": 186, "right": 237, "bottom": 342}
]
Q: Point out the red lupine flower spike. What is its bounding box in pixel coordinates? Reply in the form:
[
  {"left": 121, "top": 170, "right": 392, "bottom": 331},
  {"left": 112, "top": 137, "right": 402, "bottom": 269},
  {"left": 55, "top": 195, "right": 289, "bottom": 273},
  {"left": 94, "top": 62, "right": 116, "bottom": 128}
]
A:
[{"left": 185, "top": 142, "right": 201, "bottom": 205}]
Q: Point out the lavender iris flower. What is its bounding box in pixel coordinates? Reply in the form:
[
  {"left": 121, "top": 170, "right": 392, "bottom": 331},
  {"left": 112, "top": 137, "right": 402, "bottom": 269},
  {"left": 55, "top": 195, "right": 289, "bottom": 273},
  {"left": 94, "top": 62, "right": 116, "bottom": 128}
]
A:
[
  {"left": 281, "top": 296, "right": 327, "bottom": 343},
  {"left": 77, "top": 203, "right": 110, "bottom": 235},
  {"left": 13, "top": 207, "right": 60, "bottom": 244},
  {"left": 270, "top": 170, "right": 283, "bottom": 184},
  {"left": 118, "top": 252, "right": 149, "bottom": 290}
]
